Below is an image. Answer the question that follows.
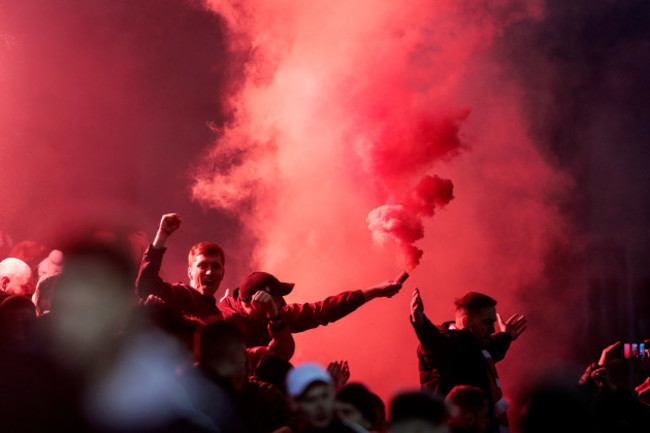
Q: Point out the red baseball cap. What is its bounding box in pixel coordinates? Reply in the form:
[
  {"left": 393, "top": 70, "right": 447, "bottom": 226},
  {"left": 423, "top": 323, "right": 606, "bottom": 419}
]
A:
[{"left": 239, "top": 272, "right": 295, "bottom": 302}]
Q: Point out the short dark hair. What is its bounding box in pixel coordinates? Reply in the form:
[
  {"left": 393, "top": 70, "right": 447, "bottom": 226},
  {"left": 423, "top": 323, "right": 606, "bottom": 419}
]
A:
[
  {"left": 389, "top": 391, "right": 448, "bottom": 426},
  {"left": 454, "top": 292, "right": 496, "bottom": 313},
  {"left": 337, "top": 383, "right": 381, "bottom": 428},
  {"left": 446, "top": 385, "right": 488, "bottom": 414},
  {"left": 188, "top": 242, "right": 225, "bottom": 267},
  {"left": 195, "top": 319, "right": 242, "bottom": 364}
]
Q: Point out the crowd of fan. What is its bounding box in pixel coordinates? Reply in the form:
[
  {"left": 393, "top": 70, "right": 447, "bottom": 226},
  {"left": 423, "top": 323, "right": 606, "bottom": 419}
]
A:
[{"left": 0, "top": 215, "right": 648, "bottom": 433}]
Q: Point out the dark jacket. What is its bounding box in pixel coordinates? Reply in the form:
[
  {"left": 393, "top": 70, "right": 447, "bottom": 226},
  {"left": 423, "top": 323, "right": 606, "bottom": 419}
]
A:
[
  {"left": 135, "top": 245, "right": 222, "bottom": 320},
  {"left": 219, "top": 288, "right": 367, "bottom": 348},
  {"left": 412, "top": 315, "right": 511, "bottom": 398},
  {"left": 300, "top": 417, "right": 361, "bottom": 433}
]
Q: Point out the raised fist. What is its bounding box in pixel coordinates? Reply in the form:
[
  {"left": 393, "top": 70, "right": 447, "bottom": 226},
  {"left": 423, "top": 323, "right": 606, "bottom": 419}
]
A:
[
  {"left": 251, "top": 290, "right": 279, "bottom": 318},
  {"left": 159, "top": 213, "right": 182, "bottom": 236}
]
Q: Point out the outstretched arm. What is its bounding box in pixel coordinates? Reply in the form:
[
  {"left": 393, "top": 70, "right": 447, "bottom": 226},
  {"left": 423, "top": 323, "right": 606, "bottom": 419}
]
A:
[
  {"left": 363, "top": 280, "right": 403, "bottom": 301},
  {"left": 283, "top": 279, "right": 402, "bottom": 333}
]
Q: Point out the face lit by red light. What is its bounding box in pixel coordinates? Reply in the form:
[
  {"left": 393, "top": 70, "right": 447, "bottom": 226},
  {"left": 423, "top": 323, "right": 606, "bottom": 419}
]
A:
[
  {"left": 462, "top": 306, "right": 496, "bottom": 348},
  {"left": 187, "top": 254, "right": 224, "bottom": 297}
]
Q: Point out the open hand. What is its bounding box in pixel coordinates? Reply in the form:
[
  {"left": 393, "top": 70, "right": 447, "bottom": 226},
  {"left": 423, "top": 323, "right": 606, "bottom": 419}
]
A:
[
  {"left": 410, "top": 288, "right": 424, "bottom": 326},
  {"left": 497, "top": 313, "right": 527, "bottom": 340},
  {"left": 327, "top": 360, "right": 350, "bottom": 391}
]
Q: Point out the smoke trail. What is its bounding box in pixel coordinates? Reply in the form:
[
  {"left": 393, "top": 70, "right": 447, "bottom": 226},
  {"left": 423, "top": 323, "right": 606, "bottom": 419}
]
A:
[
  {"left": 195, "top": 0, "right": 571, "bottom": 406},
  {"left": 367, "top": 175, "right": 455, "bottom": 270}
]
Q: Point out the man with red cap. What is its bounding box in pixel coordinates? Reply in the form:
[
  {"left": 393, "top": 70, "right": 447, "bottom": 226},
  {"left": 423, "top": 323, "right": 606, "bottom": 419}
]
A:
[{"left": 219, "top": 271, "right": 402, "bottom": 348}]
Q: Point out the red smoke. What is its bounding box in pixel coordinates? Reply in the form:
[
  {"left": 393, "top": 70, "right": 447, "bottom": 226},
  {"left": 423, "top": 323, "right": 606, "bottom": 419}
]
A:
[
  {"left": 367, "top": 175, "right": 454, "bottom": 270},
  {"left": 196, "top": 0, "right": 571, "bottom": 412}
]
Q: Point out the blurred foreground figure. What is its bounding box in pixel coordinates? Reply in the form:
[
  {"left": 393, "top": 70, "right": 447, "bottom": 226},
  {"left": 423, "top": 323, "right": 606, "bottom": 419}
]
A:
[
  {"left": 410, "top": 289, "right": 526, "bottom": 433},
  {"left": 389, "top": 391, "right": 448, "bottom": 433},
  {"left": 286, "top": 362, "right": 359, "bottom": 433},
  {"left": 32, "top": 272, "right": 60, "bottom": 316},
  {"left": 220, "top": 271, "right": 403, "bottom": 348},
  {"left": 336, "top": 382, "right": 386, "bottom": 432},
  {"left": 191, "top": 320, "right": 299, "bottom": 433},
  {"left": 36, "top": 249, "right": 64, "bottom": 279},
  {"left": 0, "top": 257, "right": 34, "bottom": 298},
  {"left": 0, "top": 234, "right": 215, "bottom": 432},
  {"left": 445, "top": 385, "right": 490, "bottom": 433},
  {"left": 0, "top": 295, "right": 37, "bottom": 353},
  {"left": 136, "top": 213, "right": 225, "bottom": 319}
]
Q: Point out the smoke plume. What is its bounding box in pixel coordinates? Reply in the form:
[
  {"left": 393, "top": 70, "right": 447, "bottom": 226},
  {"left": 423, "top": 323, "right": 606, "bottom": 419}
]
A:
[
  {"left": 367, "top": 175, "right": 455, "bottom": 270},
  {"left": 193, "top": 0, "right": 575, "bottom": 408}
]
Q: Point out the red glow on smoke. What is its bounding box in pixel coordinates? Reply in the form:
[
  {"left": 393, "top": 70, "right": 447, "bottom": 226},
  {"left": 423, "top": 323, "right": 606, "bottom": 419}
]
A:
[
  {"left": 367, "top": 175, "right": 454, "bottom": 270},
  {"left": 195, "top": 0, "right": 568, "bottom": 407}
]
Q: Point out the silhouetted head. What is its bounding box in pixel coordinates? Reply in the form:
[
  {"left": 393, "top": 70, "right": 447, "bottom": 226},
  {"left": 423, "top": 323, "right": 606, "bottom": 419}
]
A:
[
  {"left": 195, "top": 319, "right": 247, "bottom": 391},
  {"left": 253, "top": 353, "right": 293, "bottom": 394},
  {"left": 446, "top": 385, "right": 490, "bottom": 433},
  {"left": 454, "top": 292, "right": 497, "bottom": 347},
  {"left": 389, "top": 391, "right": 448, "bottom": 433},
  {"left": 336, "top": 383, "right": 382, "bottom": 431}
]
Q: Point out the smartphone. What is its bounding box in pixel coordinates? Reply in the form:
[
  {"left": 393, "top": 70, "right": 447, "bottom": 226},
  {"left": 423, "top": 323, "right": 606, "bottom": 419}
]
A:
[{"left": 622, "top": 343, "right": 648, "bottom": 360}]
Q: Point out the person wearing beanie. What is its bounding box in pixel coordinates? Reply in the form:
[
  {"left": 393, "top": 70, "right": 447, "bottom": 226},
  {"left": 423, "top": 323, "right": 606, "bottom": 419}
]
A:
[{"left": 36, "top": 249, "right": 64, "bottom": 279}]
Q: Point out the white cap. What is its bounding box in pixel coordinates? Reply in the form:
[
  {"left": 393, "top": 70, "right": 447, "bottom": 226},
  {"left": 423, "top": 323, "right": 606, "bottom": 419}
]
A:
[{"left": 286, "top": 362, "right": 333, "bottom": 398}]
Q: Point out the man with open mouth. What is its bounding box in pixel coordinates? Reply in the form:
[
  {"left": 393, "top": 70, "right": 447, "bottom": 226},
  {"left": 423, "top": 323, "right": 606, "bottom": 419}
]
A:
[{"left": 135, "top": 213, "right": 225, "bottom": 320}]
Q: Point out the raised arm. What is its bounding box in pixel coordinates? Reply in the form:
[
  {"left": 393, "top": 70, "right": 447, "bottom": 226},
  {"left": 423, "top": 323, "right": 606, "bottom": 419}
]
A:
[
  {"left": 152, "top": 213, "right": 182, "bottom": 250},
  {"left": 135, "top": 213, "right": 182, "bottom": 300},
  {"left": 410, "top": 288, "right": 447, "bottom": 350},
  {"left": 283, "top": 279, "right": 402, "bottom": 333}
]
